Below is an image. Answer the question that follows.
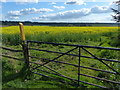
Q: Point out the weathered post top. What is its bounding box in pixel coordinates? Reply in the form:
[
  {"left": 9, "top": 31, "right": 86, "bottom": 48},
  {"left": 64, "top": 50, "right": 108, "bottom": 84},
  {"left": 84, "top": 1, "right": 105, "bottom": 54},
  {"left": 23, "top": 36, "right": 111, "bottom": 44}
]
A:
[{"left": 19, "top": 23, "right": 26, "bottom": 41}]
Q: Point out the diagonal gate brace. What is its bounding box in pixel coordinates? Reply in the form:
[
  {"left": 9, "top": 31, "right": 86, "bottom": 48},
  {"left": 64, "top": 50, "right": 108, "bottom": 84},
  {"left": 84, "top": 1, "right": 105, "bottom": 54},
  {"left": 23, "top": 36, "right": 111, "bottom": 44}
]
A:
[
  {"left": 32, "top": 47, "right": 78, "bottom": 70},
  {"left": 82, "top": 47, "right": 120, "bottom": 75}
]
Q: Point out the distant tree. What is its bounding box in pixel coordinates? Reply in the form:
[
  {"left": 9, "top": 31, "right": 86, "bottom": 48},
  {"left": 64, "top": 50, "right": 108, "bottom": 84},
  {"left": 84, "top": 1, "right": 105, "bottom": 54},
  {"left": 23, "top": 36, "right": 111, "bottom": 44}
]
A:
[
  {"left": 111, "top": 1, "right": 120, "bottom": 22},
  {"left": 111, "top": 1, "right": 120, "bottom": 47}
]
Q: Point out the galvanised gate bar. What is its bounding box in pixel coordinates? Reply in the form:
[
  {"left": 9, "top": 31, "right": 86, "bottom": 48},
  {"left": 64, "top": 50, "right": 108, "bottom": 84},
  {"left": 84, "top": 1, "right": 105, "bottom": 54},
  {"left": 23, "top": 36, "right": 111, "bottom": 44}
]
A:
[{"left": 27, "top": 40, "right": 120, "bottom": 88}]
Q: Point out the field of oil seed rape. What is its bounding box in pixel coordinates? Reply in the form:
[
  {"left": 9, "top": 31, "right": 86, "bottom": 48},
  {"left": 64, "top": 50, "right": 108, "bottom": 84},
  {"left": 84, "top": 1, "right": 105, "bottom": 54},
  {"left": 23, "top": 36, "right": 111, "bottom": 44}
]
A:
[
  {"left": 2, "top": 26, "right": 119, "bottom": 46},
  {"left": 2, "top": 26, "right": 118, "bottom": 34}
]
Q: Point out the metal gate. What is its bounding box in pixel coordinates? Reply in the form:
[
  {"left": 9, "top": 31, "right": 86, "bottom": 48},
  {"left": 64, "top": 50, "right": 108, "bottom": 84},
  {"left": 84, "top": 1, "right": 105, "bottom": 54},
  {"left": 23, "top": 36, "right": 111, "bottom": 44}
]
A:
[{"left": 26, "top": 40, "right": 120, "bottom": 88}]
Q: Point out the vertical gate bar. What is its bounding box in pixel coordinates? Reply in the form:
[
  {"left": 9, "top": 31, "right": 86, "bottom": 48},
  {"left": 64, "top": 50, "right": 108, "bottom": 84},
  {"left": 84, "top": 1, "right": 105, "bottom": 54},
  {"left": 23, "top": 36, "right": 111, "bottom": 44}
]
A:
[{"left": 78, "top": 47, "right": 81, "bottom": 87}]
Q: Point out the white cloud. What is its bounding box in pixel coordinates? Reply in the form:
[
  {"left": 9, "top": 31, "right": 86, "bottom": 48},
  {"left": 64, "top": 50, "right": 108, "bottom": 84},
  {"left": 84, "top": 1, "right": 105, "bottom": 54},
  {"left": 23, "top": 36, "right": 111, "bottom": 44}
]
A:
[
  {"left": 6, "top": 8, "right": 53, "bottom": 19},
  {"left": 20, "top": 8, "right": 53, "bottom": 14},
  {"left": 92, "top": 0, "right": 96, "bottom": 2},
  {"left": 80, "top": 13, "right": 113, "bottom": 22},
  {"left": 0, "top": 0, "right": 40, "bottom": 3},
  {"left": 91, "top": 6, "right": 111, "bottom": 13},
  {"left": 53, "top": 6, "right": 65, "bottom": 10},
  {"left": 0, "top": 4, "right": 2, "bottom": 10},
  {"left": 0, "top": 14, "right": 3, "bottom": 20},
  {"left": 32, "top": 5, "right": 112, "bottom": 21},
  {"left": 65, "top": 0, "right": 86, "bottom": 5},
  {"left": 9, "top": 16, "right": 19, "bottom": 19},
  {"left": 32, "top": 8, "right": 91, "bottom": 21},
  {"left": 0, "top": 0, "right": 6, "bottom": 2},
  {"left": 51, "top": 2, "right": 56, "bottom": 5},
  {"left": 8, "top": 11, "right": 22, "bottom": 16},
  {"left": 15, "top": 0, "right": 39, "bottom": 3}
]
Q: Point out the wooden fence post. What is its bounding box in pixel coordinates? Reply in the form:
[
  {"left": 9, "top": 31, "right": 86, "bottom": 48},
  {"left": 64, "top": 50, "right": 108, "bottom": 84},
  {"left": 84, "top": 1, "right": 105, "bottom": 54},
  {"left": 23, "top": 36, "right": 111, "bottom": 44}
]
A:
[
  {"left": 19, "top": 23, "right": 29, "bottom": 68},
  {"left": 19, "top": 23, "right": 26, "bottom": 41}
]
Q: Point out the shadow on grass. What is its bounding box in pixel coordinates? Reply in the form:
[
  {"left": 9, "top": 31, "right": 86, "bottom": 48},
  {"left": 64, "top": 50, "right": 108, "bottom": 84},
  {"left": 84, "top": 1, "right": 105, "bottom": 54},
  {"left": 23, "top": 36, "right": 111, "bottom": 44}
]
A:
[
  {"left": 2, "top": 65, "right": 29, "bottom": 84},
  {"left": 2, "top": 62, "right": 86, "bottom": 88},
  {"left": 36, "top": 75, "right": 87, "bottom": 88}
]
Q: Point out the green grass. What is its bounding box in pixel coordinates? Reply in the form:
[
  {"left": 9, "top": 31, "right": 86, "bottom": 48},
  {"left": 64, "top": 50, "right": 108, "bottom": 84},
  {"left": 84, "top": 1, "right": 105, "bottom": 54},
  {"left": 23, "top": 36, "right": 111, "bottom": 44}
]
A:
[{"left": 2, "top": 26, "right": 120, "bottom": 88}]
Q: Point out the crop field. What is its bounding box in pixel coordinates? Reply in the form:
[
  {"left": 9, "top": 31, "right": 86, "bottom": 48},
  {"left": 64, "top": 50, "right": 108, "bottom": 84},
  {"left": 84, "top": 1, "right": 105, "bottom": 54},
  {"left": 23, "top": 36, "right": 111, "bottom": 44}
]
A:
[
  {"left": 2, "top": 26, "right": 119, "bottom": 45},
  {"left": 2, "top": 26, "right": 120, "bottom": 88}
]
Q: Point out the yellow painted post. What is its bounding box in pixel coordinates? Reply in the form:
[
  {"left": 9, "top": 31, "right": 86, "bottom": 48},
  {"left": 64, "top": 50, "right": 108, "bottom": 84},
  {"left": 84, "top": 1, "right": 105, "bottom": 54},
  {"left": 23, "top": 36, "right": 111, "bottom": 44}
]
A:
[
  {"left": 19, "top": 22, "right": 29, "bottom": 70},
  {"left": 19, "top": 23, "right": 26, "bottom": 41}
]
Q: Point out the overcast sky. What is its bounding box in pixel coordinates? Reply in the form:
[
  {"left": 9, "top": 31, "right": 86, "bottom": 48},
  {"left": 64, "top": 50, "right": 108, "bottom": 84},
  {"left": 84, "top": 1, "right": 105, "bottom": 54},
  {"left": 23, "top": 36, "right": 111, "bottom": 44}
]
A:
[{"left": 1, "top": 0, "right": 118, "bottom": 22}]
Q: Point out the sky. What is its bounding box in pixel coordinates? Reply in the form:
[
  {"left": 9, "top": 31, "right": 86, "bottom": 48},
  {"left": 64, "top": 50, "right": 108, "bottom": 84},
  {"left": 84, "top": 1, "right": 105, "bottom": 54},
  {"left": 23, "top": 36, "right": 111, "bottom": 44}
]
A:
[{"left": 0, "top": 0, "right": 119, "bottom": 22}]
